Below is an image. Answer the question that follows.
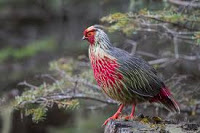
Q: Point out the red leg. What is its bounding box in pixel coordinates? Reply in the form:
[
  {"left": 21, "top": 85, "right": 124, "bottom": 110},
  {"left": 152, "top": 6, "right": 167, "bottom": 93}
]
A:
[
  {"left": 103, "top": 104, "right": 124, "bottom": 126},
  {"left": 125, "top": 104, "right": 135, "bottom": 120}
]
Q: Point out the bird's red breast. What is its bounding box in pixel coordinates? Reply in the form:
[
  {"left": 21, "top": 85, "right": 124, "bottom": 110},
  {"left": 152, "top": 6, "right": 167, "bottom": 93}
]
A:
[{"left": 89, "top": 47, "right": 124, "bottom": 99}]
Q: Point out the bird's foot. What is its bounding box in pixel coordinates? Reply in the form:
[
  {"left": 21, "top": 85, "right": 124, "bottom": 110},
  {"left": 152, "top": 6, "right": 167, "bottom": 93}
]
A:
[
  {"left": 103, "top": 112, "right": 121, "bottom": 126},
  {"left": 124, "top": 115, "right": 134, "bottom": 121}
]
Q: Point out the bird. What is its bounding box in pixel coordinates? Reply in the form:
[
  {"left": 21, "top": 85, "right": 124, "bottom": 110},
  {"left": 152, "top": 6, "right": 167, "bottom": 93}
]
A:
[{"left": 82, "top": 25, "right": 180, "bottom": 126}]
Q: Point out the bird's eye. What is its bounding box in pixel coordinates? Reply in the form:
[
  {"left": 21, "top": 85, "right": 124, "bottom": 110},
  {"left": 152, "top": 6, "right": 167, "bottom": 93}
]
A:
[
  {"left": 87, "top": 32, "right": 92, "bottom": 36},
  {"left": 87, "top": 31, "right": 94, "bottom": 37}
]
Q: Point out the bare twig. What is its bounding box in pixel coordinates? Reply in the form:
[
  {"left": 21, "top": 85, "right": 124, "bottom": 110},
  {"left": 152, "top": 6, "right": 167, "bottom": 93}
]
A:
[
  {"left": 18, "top": 81, "right": 37, "bottom": 90},
  {"left": 139, "top": 19, "right": 199, "bottom": 38},
  {"left": 168, "top": 0, "right": 200, "bottom": 8},
  {"left": 47, "top": 94, "right": 117, "bottom": 105},
  {"left": 39, "top": 74, "right": 57, "bottom": 82},
  {"left": 38, "top": 74, "right": 64, "bottom": 93},
  {"left": 181, "top": 55, "right": 200, "bottom": 60},
  {"left": 18, "top": 93, "right": 117, "bottom": 107},
  {"left": 139, "top": 14, "right": 199, "bottom": 30},
  {"left": 174, "top": 36, "right": 180, "bottom": 59},
  {"left": 148, "top": 58, "right": 171, "bottom": 65},
  {"left": 126, "top": 39, "right": 137, "bottom": 55},
  {"left": 55, "top": 67, "right": 101, "bottom": 92},
  {"left": 136, "top": 51, "right": 158, "bottom": 59}
]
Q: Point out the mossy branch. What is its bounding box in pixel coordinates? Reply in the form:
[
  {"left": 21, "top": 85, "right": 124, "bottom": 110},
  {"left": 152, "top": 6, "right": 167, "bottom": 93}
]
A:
[{"left": 101, "top": 9, "right": 200, "bottom": 45}]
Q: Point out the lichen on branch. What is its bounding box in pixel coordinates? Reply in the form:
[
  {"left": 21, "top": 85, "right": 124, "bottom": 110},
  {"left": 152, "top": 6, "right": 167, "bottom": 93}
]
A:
[
  {"left": 13, "top": 58, "right": 113, "bottom": 123},
  {"left": 100, "top": 8, "right": 200, "bottom": 45}
]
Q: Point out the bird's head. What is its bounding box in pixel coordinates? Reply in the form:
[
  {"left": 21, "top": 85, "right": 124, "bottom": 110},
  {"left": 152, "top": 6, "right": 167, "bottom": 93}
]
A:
[
  {"left": 82, "top": 25, "right": 111, "bottom": 47},
  {"left": 82, "top": 25, "right": 96, "bottom": 44}
]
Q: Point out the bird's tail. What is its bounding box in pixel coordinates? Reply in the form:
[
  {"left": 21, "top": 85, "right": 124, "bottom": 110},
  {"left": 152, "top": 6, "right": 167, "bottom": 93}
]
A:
[
  {"left": 159, "top": 95, "right": 180, "bottom": 113},
  {"left": 150, "top": 87, "right": 180, "bottom": 113}
]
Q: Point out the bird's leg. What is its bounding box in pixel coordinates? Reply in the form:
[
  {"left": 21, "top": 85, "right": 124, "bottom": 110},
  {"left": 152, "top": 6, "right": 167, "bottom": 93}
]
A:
[
  {"left": 125, "top": 104, "right": 135, "bottom": 120},
  {"left": 103, "top": 104, "right": 124, "bottom": 126}
]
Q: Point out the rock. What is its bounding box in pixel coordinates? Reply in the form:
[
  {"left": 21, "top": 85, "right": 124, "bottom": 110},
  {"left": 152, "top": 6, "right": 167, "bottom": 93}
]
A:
[{"left": 104, "top": 120, "right": 200, "bottom": 133}]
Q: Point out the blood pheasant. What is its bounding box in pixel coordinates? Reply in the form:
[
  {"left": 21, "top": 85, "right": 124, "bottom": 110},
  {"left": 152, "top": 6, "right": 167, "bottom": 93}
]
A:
[{"left": 82, "top": 25, "right": 180, "bottom": 125}]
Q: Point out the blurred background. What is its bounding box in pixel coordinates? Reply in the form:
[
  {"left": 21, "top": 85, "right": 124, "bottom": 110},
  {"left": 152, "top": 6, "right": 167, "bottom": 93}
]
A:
[{"left": 0, "top": 0, "right": 200, "bottom": 133}]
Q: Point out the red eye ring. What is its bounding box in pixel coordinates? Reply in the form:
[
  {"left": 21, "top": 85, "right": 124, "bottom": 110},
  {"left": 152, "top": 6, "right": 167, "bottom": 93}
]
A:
[
  {"left": 87, "top": 32, "right": 92, "bottom": 36},
  {"left": 86, "top": 31, "right": 95, "bottom": 37}
]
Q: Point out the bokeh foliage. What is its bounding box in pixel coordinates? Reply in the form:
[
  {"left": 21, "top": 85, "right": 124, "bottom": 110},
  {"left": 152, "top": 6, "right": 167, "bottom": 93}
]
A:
[
  {"left": 0, "top": 38, "right": 56, "bottom": 63},
  {"left": 13, "top": 57, "right": 97, "bottom": 123}
]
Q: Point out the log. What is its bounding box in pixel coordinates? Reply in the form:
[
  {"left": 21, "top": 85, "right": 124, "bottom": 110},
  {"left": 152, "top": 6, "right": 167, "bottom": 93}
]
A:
[{"left": 104, "top": 119, "right": 200, "bottom": 133}]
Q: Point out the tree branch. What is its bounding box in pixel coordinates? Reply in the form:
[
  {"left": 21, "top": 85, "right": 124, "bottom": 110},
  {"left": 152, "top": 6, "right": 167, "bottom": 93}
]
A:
[{"left": 168, "top": 0, "right": 200, "bottom": 8}]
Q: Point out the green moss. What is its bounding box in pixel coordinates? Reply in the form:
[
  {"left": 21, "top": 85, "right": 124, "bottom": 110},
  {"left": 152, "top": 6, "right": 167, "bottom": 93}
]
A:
[
  {"left": 101, "top": 12, "right": 128, "bottom": 23},
  {"left": 25, "top": 106, "right": 48, "bottom": 123},
  {"left": 194, "top": 32, "right": 200, "bottom": 45},
  {"left": 139, "top": 8, "right": 149, "bottom": 15},
  {"left": 101, "top": 13, "right": 136, "bottom": 36},
  {"left": 57, "top": 100, "right": 79, "bottom": 111},
  {"left": 160, "top": 13, "right": 184, "bottom": 23}
]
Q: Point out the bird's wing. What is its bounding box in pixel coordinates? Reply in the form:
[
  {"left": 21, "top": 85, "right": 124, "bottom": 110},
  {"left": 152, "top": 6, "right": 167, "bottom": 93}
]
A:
[{"left": 109, "top": 47, "right": 163, "bottom": 97}]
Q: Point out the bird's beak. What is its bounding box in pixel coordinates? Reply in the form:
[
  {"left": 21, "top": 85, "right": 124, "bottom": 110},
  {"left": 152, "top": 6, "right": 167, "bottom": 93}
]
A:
[{"left": 82, "top": 36, "right": 86, "bottom": 40}]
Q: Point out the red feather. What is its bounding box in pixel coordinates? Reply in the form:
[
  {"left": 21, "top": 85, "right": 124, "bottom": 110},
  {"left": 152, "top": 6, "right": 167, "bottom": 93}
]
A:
[{"left": 150, "top": 87, "right": 180, "bottom": 113}]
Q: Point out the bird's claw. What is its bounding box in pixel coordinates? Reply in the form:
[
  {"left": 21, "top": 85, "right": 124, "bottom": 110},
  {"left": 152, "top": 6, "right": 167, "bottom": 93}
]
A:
[
  {"left": 102, "top": 113, "right": 120, "bottom": 126},
  {"left": 102, "top": 117, "right": 113, "bottom": 126}
]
